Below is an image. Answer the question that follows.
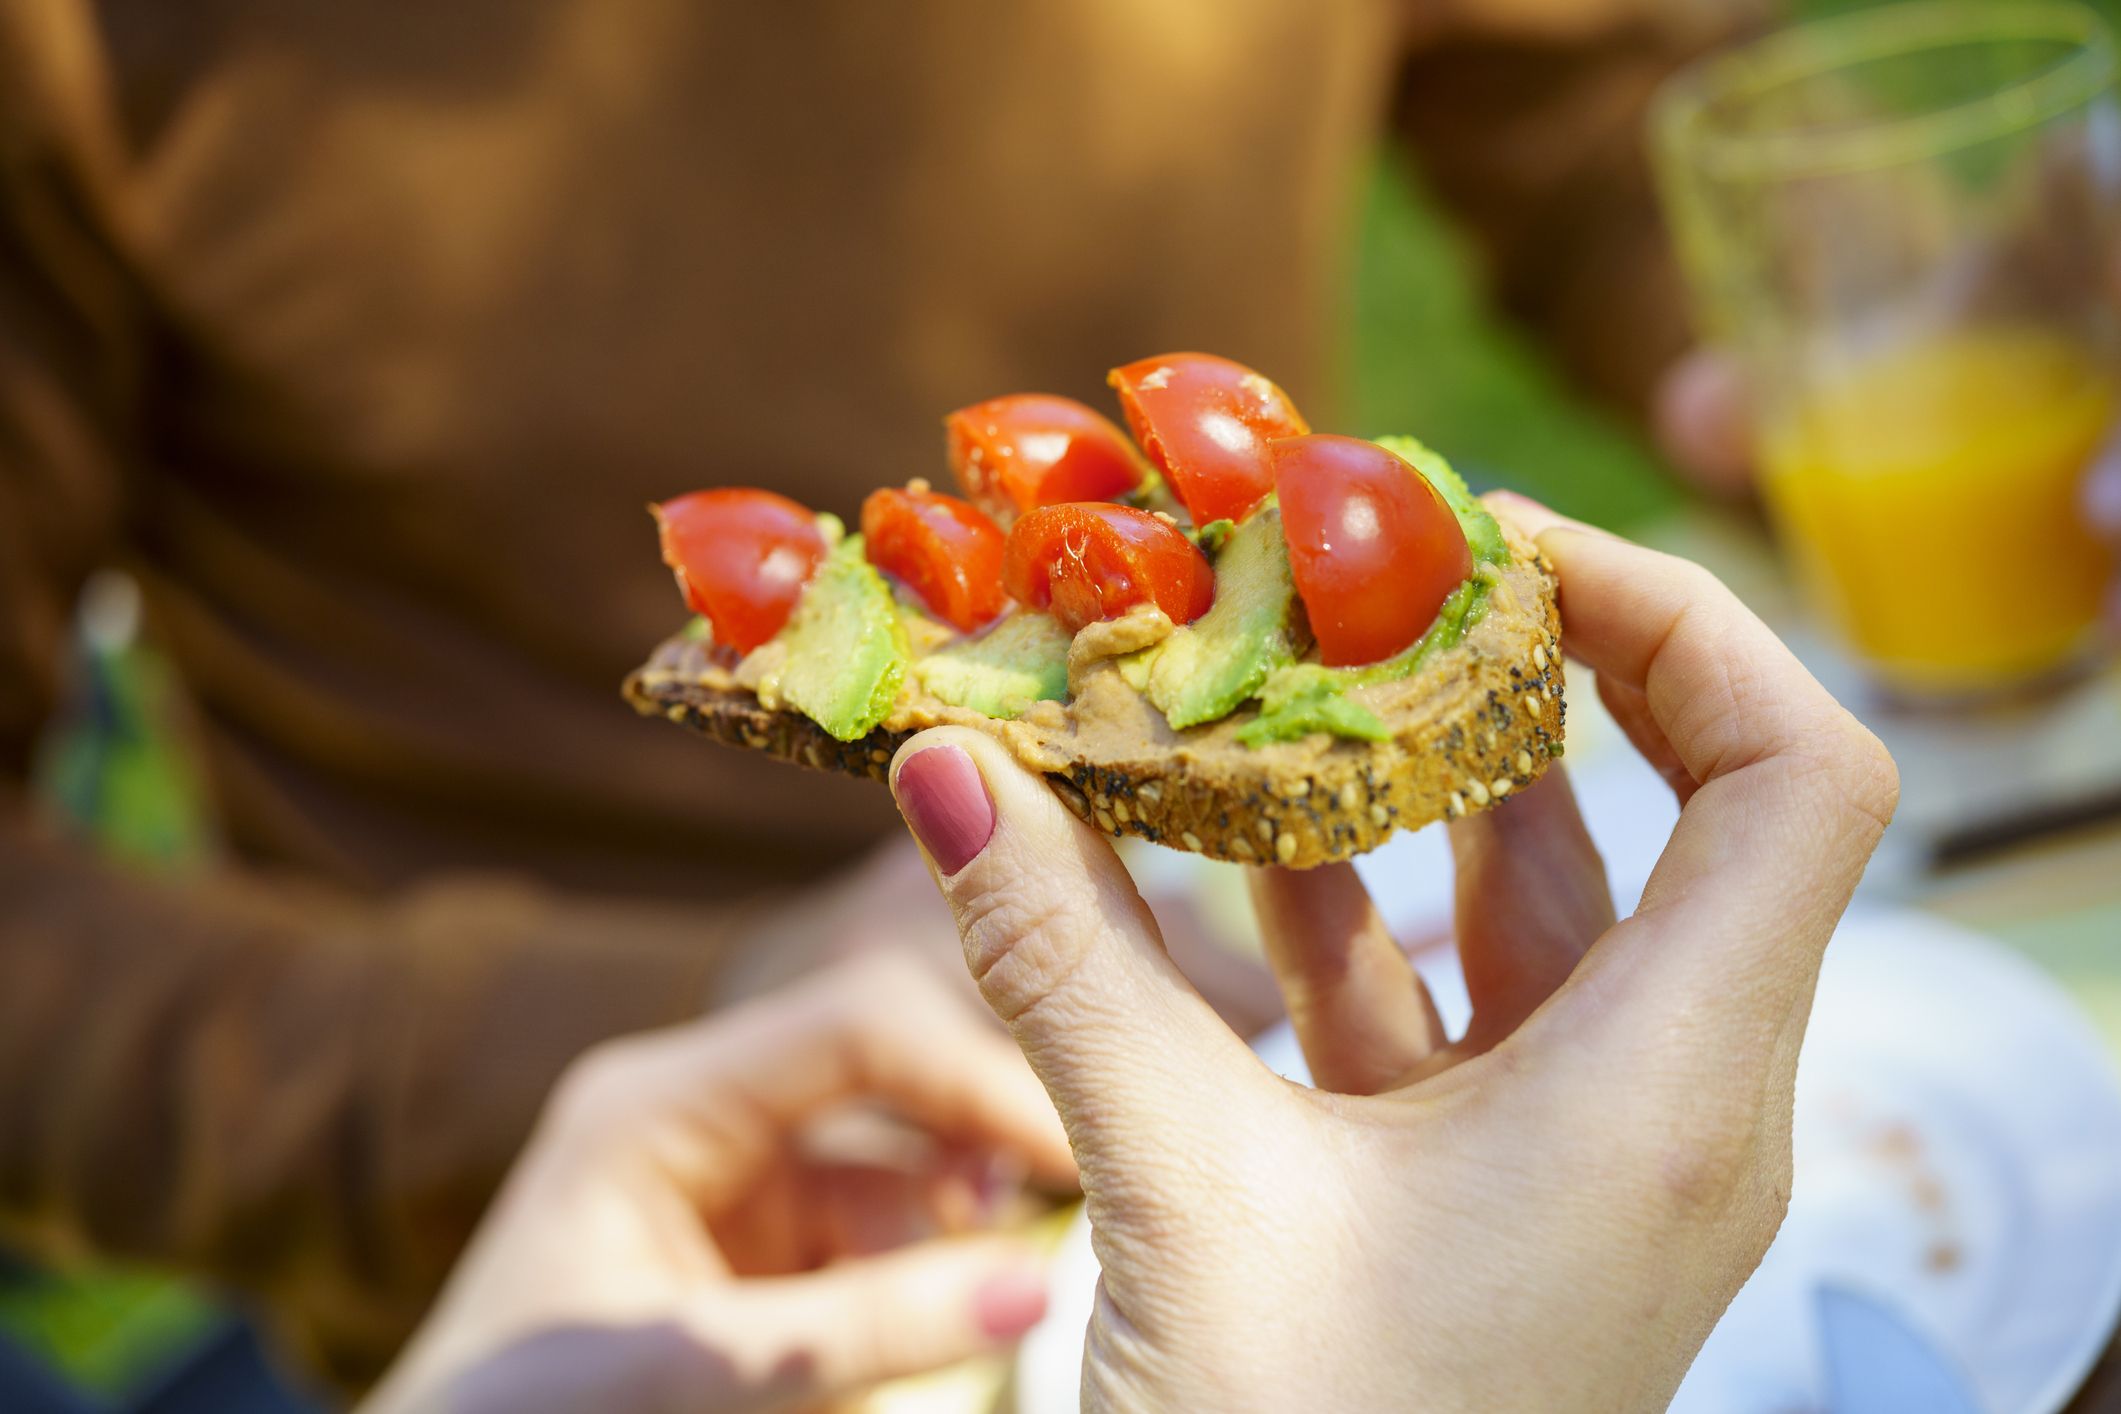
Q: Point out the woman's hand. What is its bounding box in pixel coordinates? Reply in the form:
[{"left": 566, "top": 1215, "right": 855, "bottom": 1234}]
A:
[
  {"left": 363, "top": 953, "right": 1074, "bottom": 1414},
  {"left": 888, "top": 498, "right": 1898, "bottom": 1412}
]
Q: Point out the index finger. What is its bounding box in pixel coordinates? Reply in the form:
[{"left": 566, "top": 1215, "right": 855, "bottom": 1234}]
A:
[
  {"left": 551, "top": 953, "right": 1077, "bottom": 1199},
  {"left": 1492, "top": 497, "right": 1897, "bottom": 1052}
]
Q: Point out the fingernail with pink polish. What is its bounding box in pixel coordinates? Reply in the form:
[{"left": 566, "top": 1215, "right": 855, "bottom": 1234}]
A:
[
  {"left": 974, "top": 1267, "right": 1049, "bottom": 1341},
  {"left": 893, "top": 745, "right": 995, "bottom": 875}
]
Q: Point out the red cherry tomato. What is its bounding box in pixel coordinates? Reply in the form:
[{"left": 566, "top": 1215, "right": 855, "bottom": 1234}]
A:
[
  {"left": 1269, "top": 435, "right": 1473, "bottom": 667},
  {"left": 945, "top": 395, "right": 1147, "bottom": 517},
  {"left": 653, "top": 488, "right": 828, "bottom": 654},
  {"left": 1002, "top": 503, "right": 1215, "bottom": 634},
  {"left": 1108, "top": 353, "right": 1309, "bottom": 525},
  {"left": 860, "top": 485, "right": 1009, "bottom": 632}
]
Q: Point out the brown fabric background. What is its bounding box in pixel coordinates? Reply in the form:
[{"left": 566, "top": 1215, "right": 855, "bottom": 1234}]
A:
[{"left": 0, "top": 0, "right": 1733, "bottom": 1386}]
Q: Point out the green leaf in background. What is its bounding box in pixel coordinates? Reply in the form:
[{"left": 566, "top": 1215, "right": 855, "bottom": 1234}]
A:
[
  {"left": 1347, "top": 149, "right": 1681, "bottom": 532},
  {"left": 35, "top": 647, "right": 215, "bottom": 871},
  {"left": 12, "top": 572, "right": 222, "bottom": 1401},
  {"left": 0, "top": 1268, "right": 220, "bottom": 1400}
]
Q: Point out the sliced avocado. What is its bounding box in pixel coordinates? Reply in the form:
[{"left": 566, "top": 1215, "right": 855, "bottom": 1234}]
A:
[
  {"left": 1236, "top": 665, "right": 1388, "bottom": 746},
  {"left": 774, "top": 535, "right": 908, "bottom": 741},
  {"left": 915, "top": 612, "right": 1071, "bottom": 719},
  {"left": 1239, "top": 575, "right": 1493, "bottom": 746},
  {"left": 1146, "top": 503, "right": 1302, "bottom": 730},
  {"left": 1115, "top": 648, "right": 1153, "bottom": 692},
  {"left": 1372, "top": 435, "right": 1509, "bottom": 568}
]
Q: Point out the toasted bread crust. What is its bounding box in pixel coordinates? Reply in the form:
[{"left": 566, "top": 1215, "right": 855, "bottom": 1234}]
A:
[{"left": 624, "top": 534, "right": 1563, "bottom": 868}]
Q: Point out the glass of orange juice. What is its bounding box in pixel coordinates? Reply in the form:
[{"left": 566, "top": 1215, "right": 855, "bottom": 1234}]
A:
[{"left": 1655, "top": 0, "right": 2121, "bottom": 698}]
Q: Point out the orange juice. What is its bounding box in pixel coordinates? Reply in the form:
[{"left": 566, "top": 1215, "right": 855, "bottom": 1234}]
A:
[{"left": 1762, "top": 329, "right": 2116, "bottom": 692}]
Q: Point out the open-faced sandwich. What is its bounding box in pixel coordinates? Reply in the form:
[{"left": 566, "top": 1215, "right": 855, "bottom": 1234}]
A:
[{"left": 625, "top": 353, "right": 1562, "bottom": 868}]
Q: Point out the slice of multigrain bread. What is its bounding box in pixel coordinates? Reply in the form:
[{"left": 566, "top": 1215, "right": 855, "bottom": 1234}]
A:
[{"left": 625, "top": 513, "right": 1562, "bottom": 868}]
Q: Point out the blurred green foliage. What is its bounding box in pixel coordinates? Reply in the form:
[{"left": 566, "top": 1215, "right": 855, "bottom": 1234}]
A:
[
  {"left": 0, "top": 1271, "right": 218, "bottom": 1402},
  {"left": 9, "top": 607, "right": 221, "bottom": 1399},
  {"left": 35, "top": 640, "right": 215, "bottom": 871},
  {"left": 1347, "top": 152, "right": 1681, "bottom": 530}
]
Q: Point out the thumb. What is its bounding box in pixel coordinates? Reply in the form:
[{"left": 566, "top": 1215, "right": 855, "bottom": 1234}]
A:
[
  {"left": 705, "top": 1236, "right": 1051, "bottom": 1407},
  {"left": 887, "top": 727, "right": 1255, "bottom": 1160}
]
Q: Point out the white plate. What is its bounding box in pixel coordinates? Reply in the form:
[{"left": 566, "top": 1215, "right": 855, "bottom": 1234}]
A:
[
  {"left": 1675, "top": 911, "right": 2121, "bottom": 1414},
  {"left": 1015, "top": 911, "right": 2121, "bottom": 1414}
]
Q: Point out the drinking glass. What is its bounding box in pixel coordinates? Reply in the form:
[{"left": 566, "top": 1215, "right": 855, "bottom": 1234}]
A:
[{"left": 1655, "top": 0, "right": 2121, "bottom": 698}]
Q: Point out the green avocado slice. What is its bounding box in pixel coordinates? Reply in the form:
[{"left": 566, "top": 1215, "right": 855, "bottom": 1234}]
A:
[
  {"left": 1146, "top": 503, "right": 1303, "bottom": 730},
  {"left": 1234, "top": 667, "right": 1390, "bottom": 745},
  {"left": 1228, "top": 438, "right": 1508, "bottom": 746},
  {"left": 915, "top": 612, "right": 1071, "bottom": 719},
  {"left": 1238, "top": 576, "right": 1490, "bottom": 746},
  {"left": 775, "top": 535, "right": 909, "bottom": 741}
]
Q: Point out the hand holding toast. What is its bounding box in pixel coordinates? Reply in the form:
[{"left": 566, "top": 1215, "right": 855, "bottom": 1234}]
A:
[{"left": 892, "top": 498, "right": 1898, "bottom": 1411}]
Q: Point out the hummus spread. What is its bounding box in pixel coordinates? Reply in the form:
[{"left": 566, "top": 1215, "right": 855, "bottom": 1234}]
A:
[{"left": 633, "top": 525, "right": 1550, "bottom": 786}]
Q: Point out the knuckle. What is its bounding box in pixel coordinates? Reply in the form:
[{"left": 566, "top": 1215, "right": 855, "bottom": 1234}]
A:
[
  {"left": 1670, "top": 555, "right": 1736, "bottom": 606},
  {"left": 572, "top": 1034, "right": 651, "bottom": 1088},
  {"left": 1790, "top": 715, "right": 1900, "bottom": 837},
  {"left": 1838, "top": 725, "right": 1901, "bottom": 834},
  {"left": 1081, "top": 1275, "right": 1183, "bottom": 1409},
  {"left": 1748, "top": 1146, "right": 1796, "bottom": 1259},
  {"left": 1655, "top": 555, "right": 1751, "bottom": 642},
  {"left": 955, "top": 884, "right": 1100, "bottom": 1024},
  {"left": 547, "top": 1035, "right": 651, "bottom": 1124},
  {"left": 1706, "top": 1129, "right": 1793, "bottom": 1266},
  {"left": 1618, "top": 1076, "right": 1780, "bottom": 1233},
  {"left": 1650, "top": 1130, "right": 1755, "bottom": 1223}
]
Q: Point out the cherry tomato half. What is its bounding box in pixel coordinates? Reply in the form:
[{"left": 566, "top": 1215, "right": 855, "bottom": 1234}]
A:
[
  {"left": 860, "top": 485, "right": 1009, "bottom": 632},
  {"left": 1108, "top": 353, "right": 1309, "bottom": 526},
  {"left": 1002, "top": 503, "right": 1215, "bottom": 635},
  {"left": 1269, "top": 435, "right": 1473, "bottom": 667},
  {"left": 654, "top": 488, "right": 829, "bottom": 654},
  {"left": 945, "top": 394, "right": 1147, "bottom": 518}
]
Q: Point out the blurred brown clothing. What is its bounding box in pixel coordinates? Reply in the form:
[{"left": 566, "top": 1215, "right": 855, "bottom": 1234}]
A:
[{"left": 0, "top": 0, "right": 1728, "bottom": 1387}]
